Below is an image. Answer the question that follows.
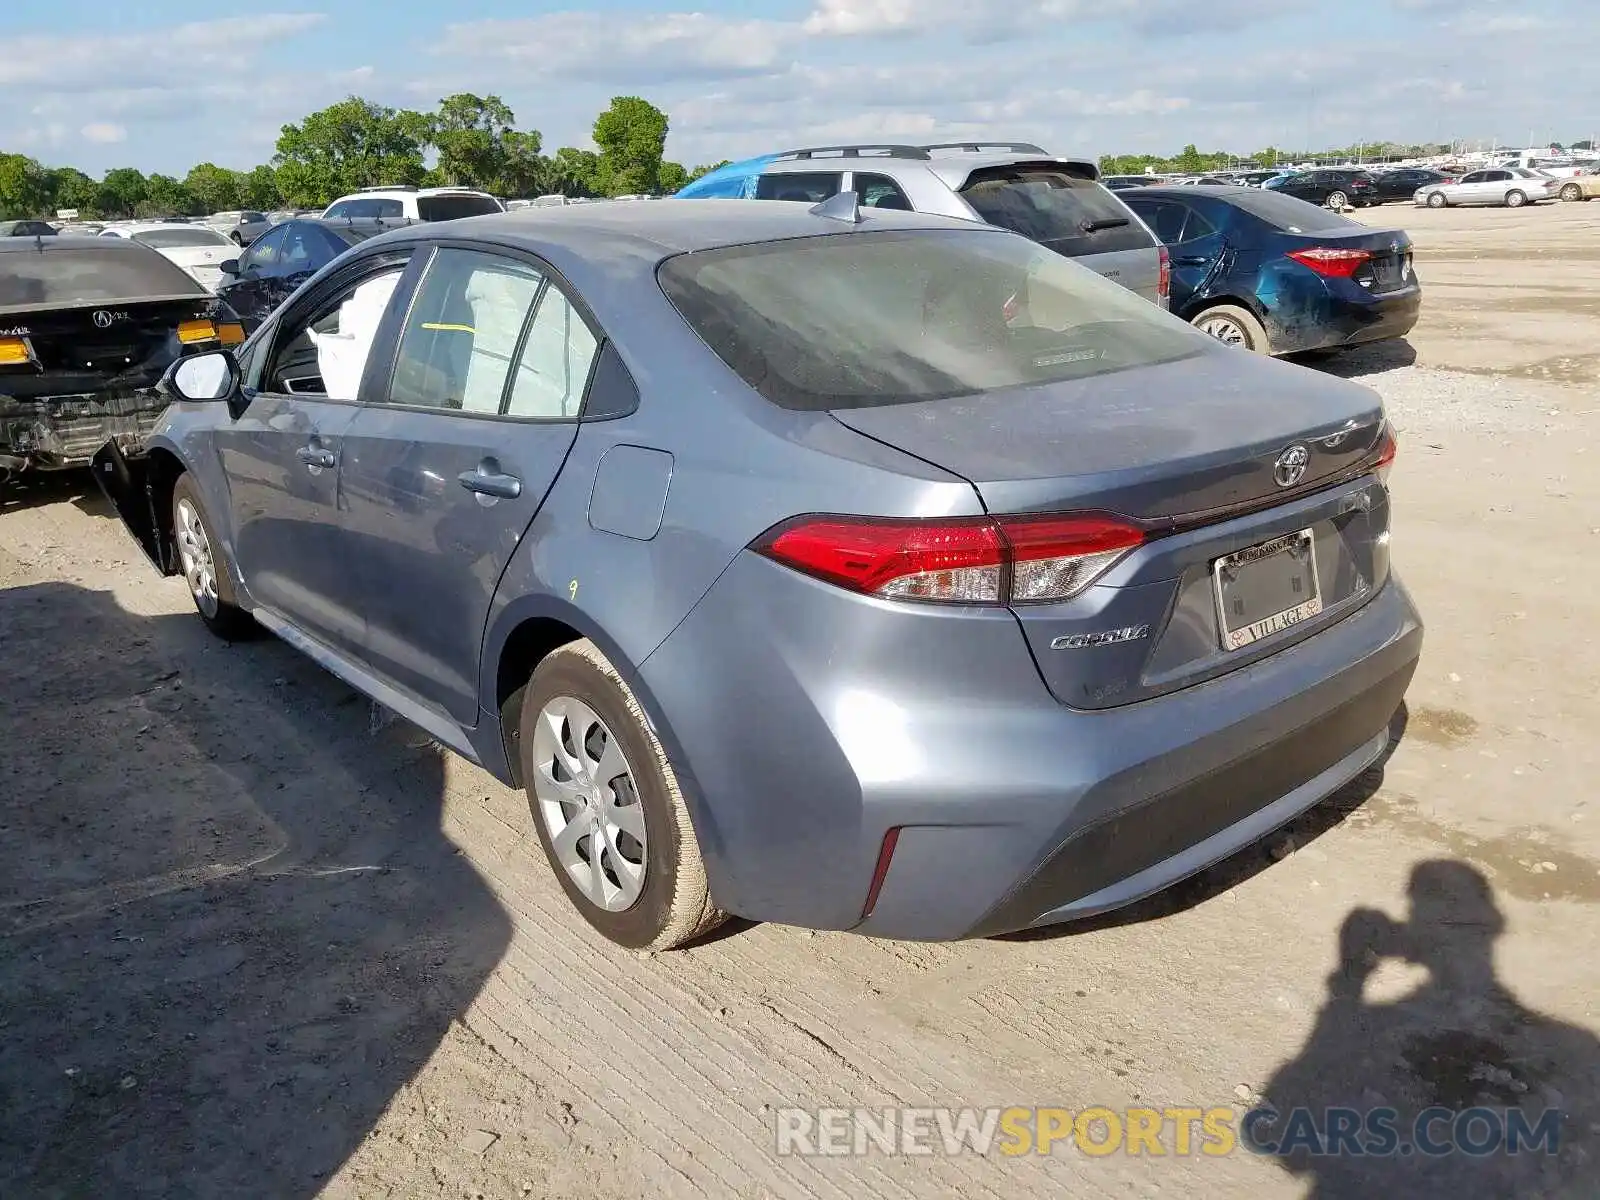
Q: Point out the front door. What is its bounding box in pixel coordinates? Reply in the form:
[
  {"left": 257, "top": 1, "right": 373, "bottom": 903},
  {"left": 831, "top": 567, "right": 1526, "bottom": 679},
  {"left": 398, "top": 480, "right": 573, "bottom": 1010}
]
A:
[
  {"left": 216, "top": 255, "right": 415, "bottom": 659},
  {"left": 337, "top": 246, "right": 599, "bottom": 725}
]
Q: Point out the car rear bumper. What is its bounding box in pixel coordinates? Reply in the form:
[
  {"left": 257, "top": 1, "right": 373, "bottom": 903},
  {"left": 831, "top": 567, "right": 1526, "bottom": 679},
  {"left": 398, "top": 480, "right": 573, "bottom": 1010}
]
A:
[
  {"left": 1271, "top": 284, "right": 1421, "bottom": 355},
  {"left": 0, "top": 389, "right": 168, "bottom": 469},
  {"left": 639, "top": 552, "right": 1422, "bottom": 941}
]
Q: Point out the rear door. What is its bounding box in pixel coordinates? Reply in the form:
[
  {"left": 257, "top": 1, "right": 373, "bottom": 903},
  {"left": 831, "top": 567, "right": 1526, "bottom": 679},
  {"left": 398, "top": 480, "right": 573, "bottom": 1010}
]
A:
[
  {"left": 216, "top": 252, "right": 416, "bottom": 658},
  {"left": 956, "top": 164, "right": 1165, "bottom": 305},
  {"left": 335, "top": 245, "right": 596, "bottom": 725}
]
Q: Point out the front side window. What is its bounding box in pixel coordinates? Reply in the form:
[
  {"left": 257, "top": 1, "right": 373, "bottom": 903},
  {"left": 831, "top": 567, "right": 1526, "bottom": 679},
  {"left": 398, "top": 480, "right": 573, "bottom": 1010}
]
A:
[
  {"left": 754, "top": 172, "right": 843, "bottom": 202},
  {"left": 389, "top": 249, "right": 544, "bottom": 413},
  {"left": 243, "top": 227, "right": 285, "bottom": 269},
  {"left": 659, "top": 228, "right": 1201, "bottom": 412},
  {"left": 264, "top": 265, "right": 407, "bottom": 400}
]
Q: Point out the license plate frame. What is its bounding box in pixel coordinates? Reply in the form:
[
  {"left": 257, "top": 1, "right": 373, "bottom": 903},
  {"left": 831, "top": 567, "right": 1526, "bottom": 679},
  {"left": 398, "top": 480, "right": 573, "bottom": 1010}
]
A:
[{"left": 1212, "top": 528, "right": 1322, "bottom": 651}]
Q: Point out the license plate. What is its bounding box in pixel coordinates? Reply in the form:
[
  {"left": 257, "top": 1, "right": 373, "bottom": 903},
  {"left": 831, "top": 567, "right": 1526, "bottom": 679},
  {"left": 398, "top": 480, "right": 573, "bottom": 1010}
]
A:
[{"left": 1212, "top": 528, "right": 1322, "bottom": 650}]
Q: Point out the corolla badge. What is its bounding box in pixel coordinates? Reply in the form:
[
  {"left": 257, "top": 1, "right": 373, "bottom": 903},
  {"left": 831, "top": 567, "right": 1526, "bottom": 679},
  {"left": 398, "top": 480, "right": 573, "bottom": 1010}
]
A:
[
  {"left": 1051, "top": 624, "right": 1150, "bottom": 650},
  {"left": 1274, "top": 443, "right": 1311, "bottom": 488}
]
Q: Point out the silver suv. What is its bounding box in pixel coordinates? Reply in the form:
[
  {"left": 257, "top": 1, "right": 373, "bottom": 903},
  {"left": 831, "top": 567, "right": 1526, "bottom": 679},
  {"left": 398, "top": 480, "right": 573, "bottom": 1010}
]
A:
[{"left": 676, "top": 142, "right": 1169, "bottom": 308}]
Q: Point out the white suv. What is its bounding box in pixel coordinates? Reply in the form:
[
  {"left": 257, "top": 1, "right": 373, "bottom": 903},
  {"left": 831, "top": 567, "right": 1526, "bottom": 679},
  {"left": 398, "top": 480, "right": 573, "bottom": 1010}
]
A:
[{"left": 321, "top": 186, "right": 504, "bottom": 222}]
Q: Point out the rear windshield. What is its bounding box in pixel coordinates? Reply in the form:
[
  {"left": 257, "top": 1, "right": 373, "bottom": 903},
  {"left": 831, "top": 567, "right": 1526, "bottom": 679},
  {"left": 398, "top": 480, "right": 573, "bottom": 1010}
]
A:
[
  {"left": 959, "top": 167, "right": 1157, "bottom": 257},
  {"left": 417, "top": 194, "right": 504, "bottom": 221},
  {"left": 1218, "top": 189, "right": 1361, "bottom": 233},
  {"left": 658, "top": 228, "right": 1200, "bottom": 412},
  {"left": 0, "top": 244, "right": 206, "bottom": 307},
  {"left": 132, "top": 227, "right": 232, "bottom": 249}
]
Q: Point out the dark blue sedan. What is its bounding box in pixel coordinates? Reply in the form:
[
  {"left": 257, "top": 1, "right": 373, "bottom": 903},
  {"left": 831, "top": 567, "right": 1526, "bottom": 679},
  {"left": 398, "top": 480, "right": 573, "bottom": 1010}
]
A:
[
  {"left": 1122, "top": 186, "right": 1420, "bottom": 355},
  {"left": 215, "top": 217, "right": 411, "bottom": 333}
]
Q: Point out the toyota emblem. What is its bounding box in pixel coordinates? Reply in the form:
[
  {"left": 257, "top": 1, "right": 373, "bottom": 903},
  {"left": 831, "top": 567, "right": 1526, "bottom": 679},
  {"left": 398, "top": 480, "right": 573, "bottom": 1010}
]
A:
[
  {"left": 92, "top": 310, "right": 113, "bottom": 329},
  {"left": 1274, "top": 443, "right": 1311, "bottom": 489}
]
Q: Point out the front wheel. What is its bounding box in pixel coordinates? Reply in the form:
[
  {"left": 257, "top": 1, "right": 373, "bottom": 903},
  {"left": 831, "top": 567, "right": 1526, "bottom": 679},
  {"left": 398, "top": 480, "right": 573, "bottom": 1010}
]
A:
[
  {"left": 171, "top": 474, "right": 256, "bottom": 639},
  {"left": 520, "top": 639, "right": 725, "bottom": 950},
  {"left": 1560, "top": 182, "right": 1584, "bottom": 202},
  {"left": 1191, "top": 303, "right": 1270, "bottom": 354},
  {"left": 1426, "top": 191, "right": 1448, "bottom": 209},
  {"left": 1325, "top": 190, "right": 1349, "bottom": 210},
  {"left": 230, "top": 231, "right": 245, "bottom": 245},
  {"left": 1505, "top": 190, "right": 1528, "bottom": 209}
]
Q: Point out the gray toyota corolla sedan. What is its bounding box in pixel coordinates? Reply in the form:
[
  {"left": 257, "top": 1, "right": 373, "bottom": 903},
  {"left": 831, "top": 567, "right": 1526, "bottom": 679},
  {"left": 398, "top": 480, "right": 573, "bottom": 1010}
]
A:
[{"left": 95, "top": 198, "right": 1422, "bottom": 950}]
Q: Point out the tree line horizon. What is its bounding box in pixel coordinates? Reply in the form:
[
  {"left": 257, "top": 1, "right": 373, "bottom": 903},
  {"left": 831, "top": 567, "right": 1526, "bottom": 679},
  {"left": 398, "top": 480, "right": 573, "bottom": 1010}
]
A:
[{"left": 3, "top": 92, "right": 1593, "bottom": 221}]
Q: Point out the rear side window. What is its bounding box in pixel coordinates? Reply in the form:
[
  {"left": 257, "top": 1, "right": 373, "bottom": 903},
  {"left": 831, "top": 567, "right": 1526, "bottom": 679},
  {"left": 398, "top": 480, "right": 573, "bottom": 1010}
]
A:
[
  {"left": 1125, "top": 198, "right": 1186, "bottom": 244},
  {"left": 1219, "top": 189, "right": 1362, "bottom": 234},
  {"left": 131, "top": 228, "right": 232, "bottom": 250},
  {"left": 416, "top": 194, "right": 504, "bottom": 221},
  {"left": 659, "top": 228, "right": 1200, "bottom": 412},
  {"left": 0, "top": 245, "right": 205, "bottom": 306},
  {"left": 754, "top": 173, "right": 843, "bottom": 202},
  {"left": 959, "top": 167, "right": 1156, "bottom": 256}
]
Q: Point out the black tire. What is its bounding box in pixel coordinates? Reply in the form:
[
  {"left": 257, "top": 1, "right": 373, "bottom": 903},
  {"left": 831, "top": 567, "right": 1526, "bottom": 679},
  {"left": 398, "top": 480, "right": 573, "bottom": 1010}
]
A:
[
  {"left": 230, "top": 231, "right": 245, "bottom": 245},
  {"left": 1505, "top": 190, "right": 1527, "bottom": 209},
  {"left": 1560, "top": 182, "right": 1584, "bottom": 203},
  {"left": 1190, "top": 303, "right": 1271, "bottom": 354},
  {"left": 1426, "top": 191, "right": 1447, "bottom": 209},
  {"left": 1325, "top": 190, "right": 1348, "bottom": 210},
  {"left": 170, "top": 474, "right": 257, "bottom": 640},
  {"left": 519, "top": 639, "right": 725, "bottom": 950}
]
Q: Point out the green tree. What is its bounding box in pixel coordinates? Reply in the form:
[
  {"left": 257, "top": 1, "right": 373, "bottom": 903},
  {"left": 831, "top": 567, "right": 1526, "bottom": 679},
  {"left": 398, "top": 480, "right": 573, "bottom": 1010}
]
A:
[
  {"left": 96, "top": 167, "right": 149, "bottom": 218},
  {"left": 685, "top": 160, "right": 731, "bottom": 185},
  {"left": 240, "top": 164, "right": 282, "bottom": 210},
  {"left": 592, "top": 96, "right": 669, "bottom": 195},
  {"left": 138, "top": 173, "right": 193, "bottom": 217},
  {"left": 46, "top": 166, "right": 98, "bottom": 216},
  {"left": 547, "top": 147, "right": 602, "bottom": 197},
  {"left": 0, "top": 154, "right": 53, "bottom": 218},
  {"left": 184, "top": 162, "right": 241, "bottom": 213},
  {"left": 431, "top": 93, "right": 533, "bottom": 190},
  {"left": 656, "top": 160, "right": 690, "bottom": 194},
  {"left": 273, "top": 96, "right": 430, "bottom": 207}
]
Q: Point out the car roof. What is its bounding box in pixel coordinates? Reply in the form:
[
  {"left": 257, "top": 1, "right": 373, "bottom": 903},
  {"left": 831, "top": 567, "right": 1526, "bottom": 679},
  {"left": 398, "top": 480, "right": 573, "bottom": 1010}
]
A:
[
  {"left": 760, "top": 149, "right": 1099, "bottom": 185},
  {"left": 441, "top": 197, "right": 979, "bottom": 256},
  {"left": 0, "top": 234, "right": 143, "bottom": 254}
]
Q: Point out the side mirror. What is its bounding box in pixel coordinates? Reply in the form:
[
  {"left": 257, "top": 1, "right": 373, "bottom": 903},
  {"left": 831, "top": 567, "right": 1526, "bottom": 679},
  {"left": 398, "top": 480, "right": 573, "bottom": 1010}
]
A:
[
  {"left": 162, "top": 350, "right": 240, "bottom": 403},
  {"left": 219, "top": 258, "right": 241, "bottom": 276}
]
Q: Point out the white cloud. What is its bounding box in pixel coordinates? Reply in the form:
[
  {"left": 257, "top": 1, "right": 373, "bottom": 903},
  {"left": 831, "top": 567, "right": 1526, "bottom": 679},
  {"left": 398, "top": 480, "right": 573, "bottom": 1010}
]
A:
[
  {"left": 435, "top": 13, "right": 798, "bottom": 81},
  {"left": 80, "top": 123, "right": 127, "bottom": 145}
]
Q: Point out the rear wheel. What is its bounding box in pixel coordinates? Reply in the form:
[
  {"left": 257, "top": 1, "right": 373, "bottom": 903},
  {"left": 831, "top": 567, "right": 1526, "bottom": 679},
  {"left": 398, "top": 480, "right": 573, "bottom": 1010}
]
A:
[
  {"left": 1505, "top": 190, "right": 1528, "bottom": 209},
  {"left": 520, "top": 639, "right": 725, "bottom": 950},
  {"left": 1426, "top": 191, "right": 1447, "bottom": 209},
  {"left": 1325, "top": 190, "right": 1349, "bottom": 210},
  {"left": 230, "top": 231, "right": 244, "bottom": 245},
  {"left": 171, "top": 474, "right": 256, "bottom": 639},
  {"left": 1191, "top": 304, "right": 1270, "bottom": 354},
  {"left": 1560, "top": 182, "right": 1584, "bottom": 202}
]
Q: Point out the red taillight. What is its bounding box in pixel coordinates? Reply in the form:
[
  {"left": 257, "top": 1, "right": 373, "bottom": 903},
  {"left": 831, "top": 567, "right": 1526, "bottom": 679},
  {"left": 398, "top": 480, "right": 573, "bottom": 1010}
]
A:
[
  {"left": 1157, "top": 244, "right": 1171, "bottom": 305},
  {"left": 1374, "top": 422, "right": 1398, "bottom": 485},
  {"left": 862, "top": 827, "right": 901, "bottom": 918},
  {"left": 755, "top": 512, "right": 1145, "bottom": 606},
  {"left": 1286, "top": 246, "right": 1373, "bottom": 278}
]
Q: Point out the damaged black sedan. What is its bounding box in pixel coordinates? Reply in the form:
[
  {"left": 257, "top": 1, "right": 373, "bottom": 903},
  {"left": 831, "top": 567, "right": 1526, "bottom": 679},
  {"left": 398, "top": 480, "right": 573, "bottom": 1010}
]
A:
[{"left": 0, "top": 235, "right": 243, "bottom": 478}]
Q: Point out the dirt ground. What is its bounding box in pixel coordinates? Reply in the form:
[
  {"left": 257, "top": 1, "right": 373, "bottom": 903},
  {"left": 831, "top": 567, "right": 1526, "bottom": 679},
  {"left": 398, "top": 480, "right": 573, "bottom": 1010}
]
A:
[{"left": 2, "top": 200, "right": 1597, "bottom": 1200}]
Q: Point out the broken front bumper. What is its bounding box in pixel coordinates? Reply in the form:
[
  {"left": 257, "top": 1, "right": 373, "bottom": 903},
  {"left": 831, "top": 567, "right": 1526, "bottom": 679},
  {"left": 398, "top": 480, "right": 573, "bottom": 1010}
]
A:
[{"left": 0, "top": 388, "right": 168, "bottom": 471}]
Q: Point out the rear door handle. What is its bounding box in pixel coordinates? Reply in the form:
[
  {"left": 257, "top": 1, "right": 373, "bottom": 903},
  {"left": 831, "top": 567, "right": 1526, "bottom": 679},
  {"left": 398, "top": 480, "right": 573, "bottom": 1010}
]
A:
[
  {"left": 296, "top": 446, "right": 336, "bottom": 468},
  {"left": 458, "top": 469, "right": 522, "bottom": 500}
]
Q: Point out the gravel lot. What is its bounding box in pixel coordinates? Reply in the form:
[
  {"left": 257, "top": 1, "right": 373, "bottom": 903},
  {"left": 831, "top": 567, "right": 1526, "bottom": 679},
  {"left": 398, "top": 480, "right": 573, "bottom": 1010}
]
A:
[{"left": 1, "top": 200, "right": 1596, "bottom": 1199}]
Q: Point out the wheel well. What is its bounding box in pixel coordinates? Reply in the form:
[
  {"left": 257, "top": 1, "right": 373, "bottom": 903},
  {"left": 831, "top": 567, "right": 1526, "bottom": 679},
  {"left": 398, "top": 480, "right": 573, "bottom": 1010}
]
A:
[
  {"left": 495, "top": 617, "right": 585, "bottom": 787},
  {"left": 1179, "top": 294, "right": 1260, "bottom": 324}
]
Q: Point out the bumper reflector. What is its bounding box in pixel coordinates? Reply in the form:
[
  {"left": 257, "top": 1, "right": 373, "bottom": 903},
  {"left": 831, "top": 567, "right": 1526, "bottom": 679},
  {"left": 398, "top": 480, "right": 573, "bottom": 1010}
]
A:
[{"left": 862, "top": 827, "right": 902, "bottom": 919}]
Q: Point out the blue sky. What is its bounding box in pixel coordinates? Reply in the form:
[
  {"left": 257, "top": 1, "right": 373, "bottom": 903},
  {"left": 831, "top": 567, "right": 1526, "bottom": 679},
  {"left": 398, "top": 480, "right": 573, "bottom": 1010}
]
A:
[{"left": 5, "top": 0, "right": 1594, "bottom": 177}]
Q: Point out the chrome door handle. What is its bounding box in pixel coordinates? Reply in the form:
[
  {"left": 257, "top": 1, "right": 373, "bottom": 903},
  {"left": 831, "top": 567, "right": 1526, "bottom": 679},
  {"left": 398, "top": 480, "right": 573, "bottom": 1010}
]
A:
[
  {"left": 458, "top": 469, "right": 522, "bottom": 500},
  {"left": 296, "top": 446, "right": 336, "bottom": 468}
]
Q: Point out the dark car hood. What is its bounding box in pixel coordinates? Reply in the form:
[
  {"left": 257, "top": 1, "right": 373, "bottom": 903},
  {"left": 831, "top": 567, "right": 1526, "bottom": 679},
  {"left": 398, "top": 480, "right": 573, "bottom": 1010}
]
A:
[{"left": 828, "top": 346, "right": 1387, "bottom": 520}]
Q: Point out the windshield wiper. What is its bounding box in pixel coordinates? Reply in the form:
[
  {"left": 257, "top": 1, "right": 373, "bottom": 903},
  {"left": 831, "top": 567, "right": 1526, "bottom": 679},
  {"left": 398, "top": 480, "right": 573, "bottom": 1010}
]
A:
[{"left": 1080, "top": 217, "right": 1130, "bottom": 232}]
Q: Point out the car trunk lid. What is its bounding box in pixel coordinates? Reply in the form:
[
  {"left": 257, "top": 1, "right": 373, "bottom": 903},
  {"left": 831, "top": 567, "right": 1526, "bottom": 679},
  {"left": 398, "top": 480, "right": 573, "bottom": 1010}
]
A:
[
  {"left": 0, "top": 296, "right": 219, "bottom": 401},
  {"left": 829, "top": 349, "right": 1393, "bottom": 708}
]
